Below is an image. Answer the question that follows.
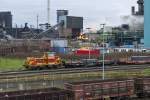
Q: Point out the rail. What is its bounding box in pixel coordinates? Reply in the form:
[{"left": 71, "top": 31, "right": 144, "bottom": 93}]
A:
[{"left": 0, "top": 64, "right": 150, "bottom": 80}]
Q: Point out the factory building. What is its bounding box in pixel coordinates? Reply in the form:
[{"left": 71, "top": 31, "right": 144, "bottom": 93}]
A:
[
  {"left": 115, "top": 31, "right": 143, "bottom": 47},
  {"left": 0, "top": 11, "right": 12, "bottom": 28},
  {"left": 98, "top": 23, "right": 144, "bottom": 48},
  {"left": 108, "top": 0, "right": 144, "bottom": 48},
  {"left": 57, "top": 10, "right": 83, "bottom": 38},
  {"left": 58, "top": 16, "right": 83, "bottom": 38}
]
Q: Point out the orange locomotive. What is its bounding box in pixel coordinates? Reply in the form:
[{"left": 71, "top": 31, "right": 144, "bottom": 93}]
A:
[{"left": 24, "top": 52, "right": 62, "bottom": 70}]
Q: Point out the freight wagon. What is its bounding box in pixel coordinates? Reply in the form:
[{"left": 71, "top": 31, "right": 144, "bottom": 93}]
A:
[
  {"left": 65, "top": 79, "right": 134, "bottom": 100},
  {"left": 135, "top": 77, "right": 150, "bottom": 98},
  {"left": 118, "top": 56, "right": 150, "bottom": 65},
  {"left": 0, "top": 77, "right": 150, "bottom": 100},
  {"left": 74, "top": 48, "right": 100, "bottom": 59},
  {"left": 0, "top": 88, "right": 74, "bottom": 100}
]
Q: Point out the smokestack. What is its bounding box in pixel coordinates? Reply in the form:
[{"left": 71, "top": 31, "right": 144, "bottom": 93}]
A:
[
  {"left": 47, "top": 0, "right": 50, "bottom": 25},
  {"left": 132, "top": 6, "right": 135, "bottom": 15},
  {"left": 137, "top": 0, "right": 144, "bottom": 15}
]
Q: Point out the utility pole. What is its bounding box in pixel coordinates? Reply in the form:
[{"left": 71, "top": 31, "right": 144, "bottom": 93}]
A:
[
  {"left": 47, "top": 0, "right": 50, "bottom": 25},
  {"left": 15, "top": 24, "right": 18, "bottom": 38},
  {"left": 100, "top": 24, "right": 105, "bottom": 80},
  {"left": 86, "top": 28, "right": 91, "bottom": 59},
  {"left": 37, "top": 14, "right": 39, "bottom": 30}
]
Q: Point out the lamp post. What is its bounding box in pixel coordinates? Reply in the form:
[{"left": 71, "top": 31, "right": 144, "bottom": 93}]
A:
[
  {"left": 86, "top": 28, "right": 91, "bottom": 59},
  {"left": 100, "top": 24, "right": 105, "bottom": 80}
]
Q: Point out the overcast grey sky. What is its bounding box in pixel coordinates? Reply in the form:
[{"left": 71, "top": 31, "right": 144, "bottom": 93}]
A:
[{"left": 0, "top": 0, "right": 137, "bottom": 29}]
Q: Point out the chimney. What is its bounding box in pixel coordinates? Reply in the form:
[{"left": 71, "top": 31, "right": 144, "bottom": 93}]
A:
[
  {"left": 131, "top": 6, "right": 135, "bottom": 15},
  {"left": 137, "top": 0, "right": 144, "bottom": 15}
]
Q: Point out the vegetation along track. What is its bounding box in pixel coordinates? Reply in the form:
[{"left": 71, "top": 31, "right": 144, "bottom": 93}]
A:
[{"left": 0, "top": 64, "right": 150, "bottom": 79}]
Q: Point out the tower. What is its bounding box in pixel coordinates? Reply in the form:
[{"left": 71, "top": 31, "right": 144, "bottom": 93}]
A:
[
  {"left": 137, "top": 0, "right": 144, "bottom": 15},
  {"left": 131, "top": 0, "right": 144, "bottom": 16},
  {"left": 131, "top": 6, "right": 135, "bottom": 15},
  {"left": 57, "top": 10, "right": 68, "bottom": 23}
]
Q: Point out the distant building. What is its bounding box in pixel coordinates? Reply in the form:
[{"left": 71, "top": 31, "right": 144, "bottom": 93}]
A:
[
  {"left": 111, "top": 0, "right": 144, "bottom": 48},
  {"left": 114, "top": 31, "right": 143, "bottom": 47},
  {"left": 58, "top": 15, "right": 83, "bottom": 38},
  {"left": 0, "top": 11, "right": 12, "bottom": 28},
  {"left": 101, "top": 26, "right": 144, "bottom": 47},
  {"left": 57, "top": 10, "right": 83, "bottom": 38}
]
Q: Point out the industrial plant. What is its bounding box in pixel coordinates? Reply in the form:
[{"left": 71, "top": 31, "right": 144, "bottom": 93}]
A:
[
  {"left": 0, "top": 0, "right": 150, "bottom": 100},
  {"left": 0, "top": 0, "right": 144, "bottom": 48}
]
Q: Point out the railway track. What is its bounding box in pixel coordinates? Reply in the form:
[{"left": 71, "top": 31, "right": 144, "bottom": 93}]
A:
[
  {"left": 0, "top": 64, "right": 149, "bottom": 92},
  {"left": 0, "top": 64, "right": 150, "bottom": 79}
]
